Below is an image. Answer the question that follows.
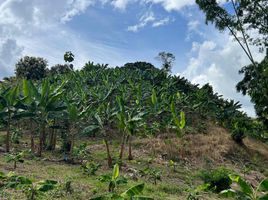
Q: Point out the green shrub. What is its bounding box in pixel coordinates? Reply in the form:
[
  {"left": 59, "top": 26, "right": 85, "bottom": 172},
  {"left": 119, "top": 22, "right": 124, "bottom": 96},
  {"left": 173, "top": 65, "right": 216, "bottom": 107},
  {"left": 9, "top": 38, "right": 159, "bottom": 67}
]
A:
[{"left": 199, "top": 167, "right": 232, "bottom": 193}]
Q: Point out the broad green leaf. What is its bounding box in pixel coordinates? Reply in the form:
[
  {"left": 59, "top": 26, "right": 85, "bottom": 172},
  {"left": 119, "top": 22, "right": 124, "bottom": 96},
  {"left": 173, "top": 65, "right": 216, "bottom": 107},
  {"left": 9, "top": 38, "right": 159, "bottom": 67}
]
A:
[
  {"left": 229, "top": 174, "right": 240, "bottom": 183},
  {"left": 37, "top": 179, "right": 57, "bottom": 192},
  {"left": 259, "top": 193, "right": 268, "bottom": 200},
  {"left": 258, "top": 178, "right": 268, "bottom": 192},
  {"left": 121, "top": 183, "right": 145, "bottom": 198},
  {"left": 219, "top": 189, "right": 237, "bottom": 198},
  {"left": 179, "top": 111, "right": 186, "bottom": 129},
  {"left": 112, "top": 164, "right": 119, "bottom": 180},
  {"left": 238, "top": 177, "right": 253, "bottom": 196},
  {"left": 151, "top": 89, "right": 157, "bottom": 106}
]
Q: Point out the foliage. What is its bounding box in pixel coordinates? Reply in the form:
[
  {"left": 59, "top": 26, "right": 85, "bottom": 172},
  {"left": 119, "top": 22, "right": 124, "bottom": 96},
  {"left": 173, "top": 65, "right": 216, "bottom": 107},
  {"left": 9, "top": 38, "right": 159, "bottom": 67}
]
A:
[
  {"left": 81, "top": 161, "right": 101, "bottom": 175},
  {"left": 90, "top": 183, "right": 153, "bottom": 200},
  {"left": 196, "top": 0, "right": 268, "bottom": 64},
  {"left": 220, "top": 175, "right": 268, "bottom": 200},
  {"left": 187, "top": 183, "right": 210, "bottom": 200},
  {"left": 5, "top": 150, "right": 29, "bottom": 169},
  {"left": 15, "top": 56, "right": 48, "bottom": 80},
  {"left": 98, "top": 164, "right": 127, "bottom": 192},
  {"left": 71, "top": 143, "right": 88, "bottom": 160},
  {"left": 49, "top": 64, "right": 73, "bottom": 76},
  {"left": 236, "top": 56, "right": 268, "bottom": 129},
  {"left": 199, "top": 167, "right": 232, "bottom": 193},
  {"left": 139, "top": 168, "right": 162, "bottom": 185},
  {"left": 156, "top": 52, "right": 175, "bottom": 73},
  {"left": 64, "top": 51, "right": 74, "bottom": 63},
  {"left": 0, "top": 172, "right": 57, "bottom": 200}
]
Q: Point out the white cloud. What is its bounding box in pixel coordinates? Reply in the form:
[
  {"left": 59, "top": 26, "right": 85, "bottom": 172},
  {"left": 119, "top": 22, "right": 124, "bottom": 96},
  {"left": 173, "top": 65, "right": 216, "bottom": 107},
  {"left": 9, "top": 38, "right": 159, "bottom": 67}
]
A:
[
  {"left": 127, "top": 11, "right": 156, "bottom": 32},
  {"left": 152, "top": 17, "right": 172, "bottom": 27},
  {"left": 0, "top": 0, "right": 130, "bottom": 79},
  {"left": 143, "top": 0, "right": 195, "bottom": 11},
  {"left": 111, "top": 0, "right": 133, "bottom": 10},
  {"left": 61, "top": 0, "right": 95, "bottom": 23},
  {"left": 181, "top": 35, "right": 265, "bottom": 117},
  {"left": 127, "top": 10, "right": 174, "bottom": 32},
  {"left": 0, "top": 39, "right": 23, "bottom": 78}
]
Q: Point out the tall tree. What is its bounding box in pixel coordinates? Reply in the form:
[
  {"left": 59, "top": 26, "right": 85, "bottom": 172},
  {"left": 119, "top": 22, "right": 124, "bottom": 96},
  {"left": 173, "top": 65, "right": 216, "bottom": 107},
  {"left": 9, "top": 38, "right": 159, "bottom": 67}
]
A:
[
  {"left": 236, "top": 56, "right": 268, "bottom": 128},
  {"left": 156, "top": 52, "right": 175, "bottom": 73},
  {"left": 196, "top": 0, "right": 268, "bottom": 64},
  {"left": 15, "top": 56, "right": 48, "bottom": 80}
]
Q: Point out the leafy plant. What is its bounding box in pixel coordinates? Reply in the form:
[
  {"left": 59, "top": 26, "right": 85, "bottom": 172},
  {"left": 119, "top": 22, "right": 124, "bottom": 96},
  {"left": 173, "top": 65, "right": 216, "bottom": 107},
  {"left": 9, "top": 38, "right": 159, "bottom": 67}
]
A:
[
  {"left": 71, "top": 143, "right": 88, "bottom": 161},
  {"left": 0, "top": 172, "right": 57, "bottom": 200},
  {"left": 140, "top": 168, "right": 162, "bottom": 185},
  {"left": 170, "top": 99, "right": 186, "bottom": 137},
  {"left": 98, "top": 164, "right": 127, "bottom": 192},
  {"left": 91, "top": 183, "right": 153, "bottom": 200},
  {"left": 187, "top": 183, "right": 210, "bottom": 200},
  {"left": 81, "top": 161, "right": 101, "bottom": 175},
  {"left": 5, "top": 150, "right": 29, "bottom": 169},
  {"left": 168, "top": 160, "right": 178, "bottom": 172},
  {"left": 199, "top": 167, "right": 232, "bottom": 193},
  {"left": 220, "top": 175, "right": 268, "bottom": 200}
]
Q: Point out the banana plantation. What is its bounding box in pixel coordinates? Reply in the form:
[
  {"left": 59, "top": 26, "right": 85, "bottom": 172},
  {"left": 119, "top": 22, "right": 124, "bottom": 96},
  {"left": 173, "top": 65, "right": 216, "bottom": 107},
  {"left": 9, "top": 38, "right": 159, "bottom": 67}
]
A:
[{"left": 0, "top": 59, "right": 267, "bottom": 199}]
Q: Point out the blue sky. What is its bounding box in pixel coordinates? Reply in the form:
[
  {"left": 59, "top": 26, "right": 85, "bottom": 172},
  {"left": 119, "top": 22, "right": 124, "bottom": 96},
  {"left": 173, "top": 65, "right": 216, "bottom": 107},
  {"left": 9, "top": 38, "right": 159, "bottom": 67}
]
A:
[{"left": 0, "top": 0, "right": 265, "bottom": 116}]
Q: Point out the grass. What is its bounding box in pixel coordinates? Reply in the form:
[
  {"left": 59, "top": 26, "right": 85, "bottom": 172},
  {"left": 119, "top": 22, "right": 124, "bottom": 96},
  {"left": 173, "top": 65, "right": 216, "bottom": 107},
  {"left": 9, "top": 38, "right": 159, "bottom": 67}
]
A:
[{"left": 0, "top": 125, "right": 267, "bottom": 199}]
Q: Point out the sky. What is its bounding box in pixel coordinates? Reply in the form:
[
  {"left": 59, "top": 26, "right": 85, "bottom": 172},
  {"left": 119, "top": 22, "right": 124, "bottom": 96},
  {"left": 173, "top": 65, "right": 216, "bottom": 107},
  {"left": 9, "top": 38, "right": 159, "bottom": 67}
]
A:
[{"left": 0, "top": 0, "right": 265, "bottom": 116}]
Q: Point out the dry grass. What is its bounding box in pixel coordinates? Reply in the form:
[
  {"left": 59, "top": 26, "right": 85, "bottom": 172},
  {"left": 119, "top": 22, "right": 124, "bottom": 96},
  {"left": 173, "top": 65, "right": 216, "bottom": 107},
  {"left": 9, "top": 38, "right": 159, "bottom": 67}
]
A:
[{"left": 135, "top": 124, "right": 268, "bottom": 170}]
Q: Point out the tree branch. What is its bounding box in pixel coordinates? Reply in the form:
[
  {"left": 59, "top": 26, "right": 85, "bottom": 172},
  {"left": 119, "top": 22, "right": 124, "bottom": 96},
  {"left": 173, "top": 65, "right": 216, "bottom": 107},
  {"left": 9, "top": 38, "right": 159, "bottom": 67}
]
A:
[{"left": 231, "top": 0, "right": 255, "bottom": 65}]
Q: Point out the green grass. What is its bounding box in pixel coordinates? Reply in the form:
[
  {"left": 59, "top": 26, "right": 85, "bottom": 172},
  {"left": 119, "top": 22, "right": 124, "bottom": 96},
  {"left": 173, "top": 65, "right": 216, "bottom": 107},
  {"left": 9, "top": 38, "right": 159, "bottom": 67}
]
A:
[{"left": 0, "top": 134, "right": 267, "bottom": 200}]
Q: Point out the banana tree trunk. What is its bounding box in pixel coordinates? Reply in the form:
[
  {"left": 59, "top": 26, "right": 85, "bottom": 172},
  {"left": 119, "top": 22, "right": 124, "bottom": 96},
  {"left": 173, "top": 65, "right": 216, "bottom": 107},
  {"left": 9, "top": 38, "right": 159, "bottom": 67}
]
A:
[
  {"left": 52, "top": 129, "right": 57, "bottom": 150},
  {"left": 70, "top": 124, "right": 75, "bottom": 154},
  {"left": 6, "top": 113, "right": 11, "bottom": 152},
  {"left": 104, "top": 139, "right": 112, "bottom": 168},
  {"left": 38, "top": 124, "right": 45, "bottom": 157},
  {"left": 128, "top": 135, "right": 133, "bottom": 160},
  {"left": 30, "top": 121, "right": 35, "bottom": 152},
  {"left": 119, "top": 133, "right": 126, "bottom": 160},
  {"left": 47, "top": 128, "right": 54, "bottom": 150}
]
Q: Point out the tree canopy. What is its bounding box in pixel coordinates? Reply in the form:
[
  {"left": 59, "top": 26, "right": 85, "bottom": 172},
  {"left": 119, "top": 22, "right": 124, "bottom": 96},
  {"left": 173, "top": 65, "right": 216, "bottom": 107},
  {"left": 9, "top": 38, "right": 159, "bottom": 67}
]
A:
[{"left": 15, "top": 56, "right": 48, "bottom": 80}]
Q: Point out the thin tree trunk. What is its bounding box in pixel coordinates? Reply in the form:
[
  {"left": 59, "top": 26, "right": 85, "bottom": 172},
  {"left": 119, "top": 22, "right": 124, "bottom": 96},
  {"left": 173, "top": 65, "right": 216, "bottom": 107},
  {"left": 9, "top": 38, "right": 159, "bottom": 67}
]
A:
[
  {"left": 104, "top": 139, "right": 112, "bottom": 168},
  {"left": 53, "top": 130, "right": 58, "bottom": 150},
  {"left": 30, "top": 120, "right": 35, "bottom": 152},
  {"left": 52, "top": 129, "right": 57, "bottom": 151},
  {"left": 47, "top": 128, "right": 54, "bottom": 150},
  {"left": 119, "top": 133, "right": 126, "bottom": 160},
  {"left": 6, "top": 114, "right": 11, "bottom": 152},
  {"left": 38, "top": 124, "right": 45, "bottom": 157},
  {"left": 42, "top": 127, "right": 47, "bottom": 149},
  {"left": 14, "top": 161, "right": 17, "bottom": 170},
  {"left": 70, "top": 125, "right": 75, "bottom": 154},
  {"left": 128, "top": 135, "right": 133, "bottom": 160}
]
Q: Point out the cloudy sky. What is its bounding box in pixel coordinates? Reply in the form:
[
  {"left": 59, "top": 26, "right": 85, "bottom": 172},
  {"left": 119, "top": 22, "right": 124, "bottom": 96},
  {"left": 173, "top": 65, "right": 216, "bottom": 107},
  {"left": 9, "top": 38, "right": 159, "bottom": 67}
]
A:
[{"left": 0, "top": 0, "right": 265, "bottom": 116}]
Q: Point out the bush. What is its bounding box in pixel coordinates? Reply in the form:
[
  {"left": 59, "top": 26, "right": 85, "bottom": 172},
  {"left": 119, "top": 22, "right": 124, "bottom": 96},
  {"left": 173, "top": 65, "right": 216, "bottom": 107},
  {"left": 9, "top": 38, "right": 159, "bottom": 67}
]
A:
[
  {"left": 199, "top": 167, "right": 232, "bottom": 193},
  {"left": 231, "top": 128, "right": 245, "bottom": 144}
]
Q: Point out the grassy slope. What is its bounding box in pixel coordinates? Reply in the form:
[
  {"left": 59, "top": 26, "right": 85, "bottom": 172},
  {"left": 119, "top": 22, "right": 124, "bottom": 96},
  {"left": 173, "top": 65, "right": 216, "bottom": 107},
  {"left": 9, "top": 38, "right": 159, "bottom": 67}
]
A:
[{"left": 0, "top": 125, "right": 268, "bottom": 200}]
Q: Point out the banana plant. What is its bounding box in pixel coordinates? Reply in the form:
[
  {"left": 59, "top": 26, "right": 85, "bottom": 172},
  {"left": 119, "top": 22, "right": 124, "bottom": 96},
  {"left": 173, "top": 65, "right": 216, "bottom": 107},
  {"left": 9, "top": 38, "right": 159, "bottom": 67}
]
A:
[
  {"left": 124, "top": 109, "right": 145, "bottom": 160},
  {"left": 91, "top": 183, "right": 153, "bottom": 200},
  {"left": 89, "top": 103, "right": 116, "bottom": 167},
  {"left": 21, "top": 79, "right": 66, "bottom": 156},
  {"left": 0, "top": 172, "right": 57, "bottom": 200},
  {"left": 5, "top": 150, "right": 29, "bottom": 169},
  {"left": 170, "top": 98, "right": 186, "bottom": 137},
  {"left": 65, "top": 99, "right": 88, "bottom": 154},
  {"left": 220, "top": 175, "right": 268, "bottom": 200},
  {"left": 93, "top": 164, "right": 153, "bottom": 200},
  {"left": 0, "top": 85, "right": 20, "bottom": 152}
]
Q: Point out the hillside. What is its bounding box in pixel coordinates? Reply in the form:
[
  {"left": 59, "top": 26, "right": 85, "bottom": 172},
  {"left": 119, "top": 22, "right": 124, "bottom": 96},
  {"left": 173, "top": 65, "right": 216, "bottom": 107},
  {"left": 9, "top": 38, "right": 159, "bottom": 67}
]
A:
[{"left": 0, "top": 61, "right": 267, "bottom": 199}]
